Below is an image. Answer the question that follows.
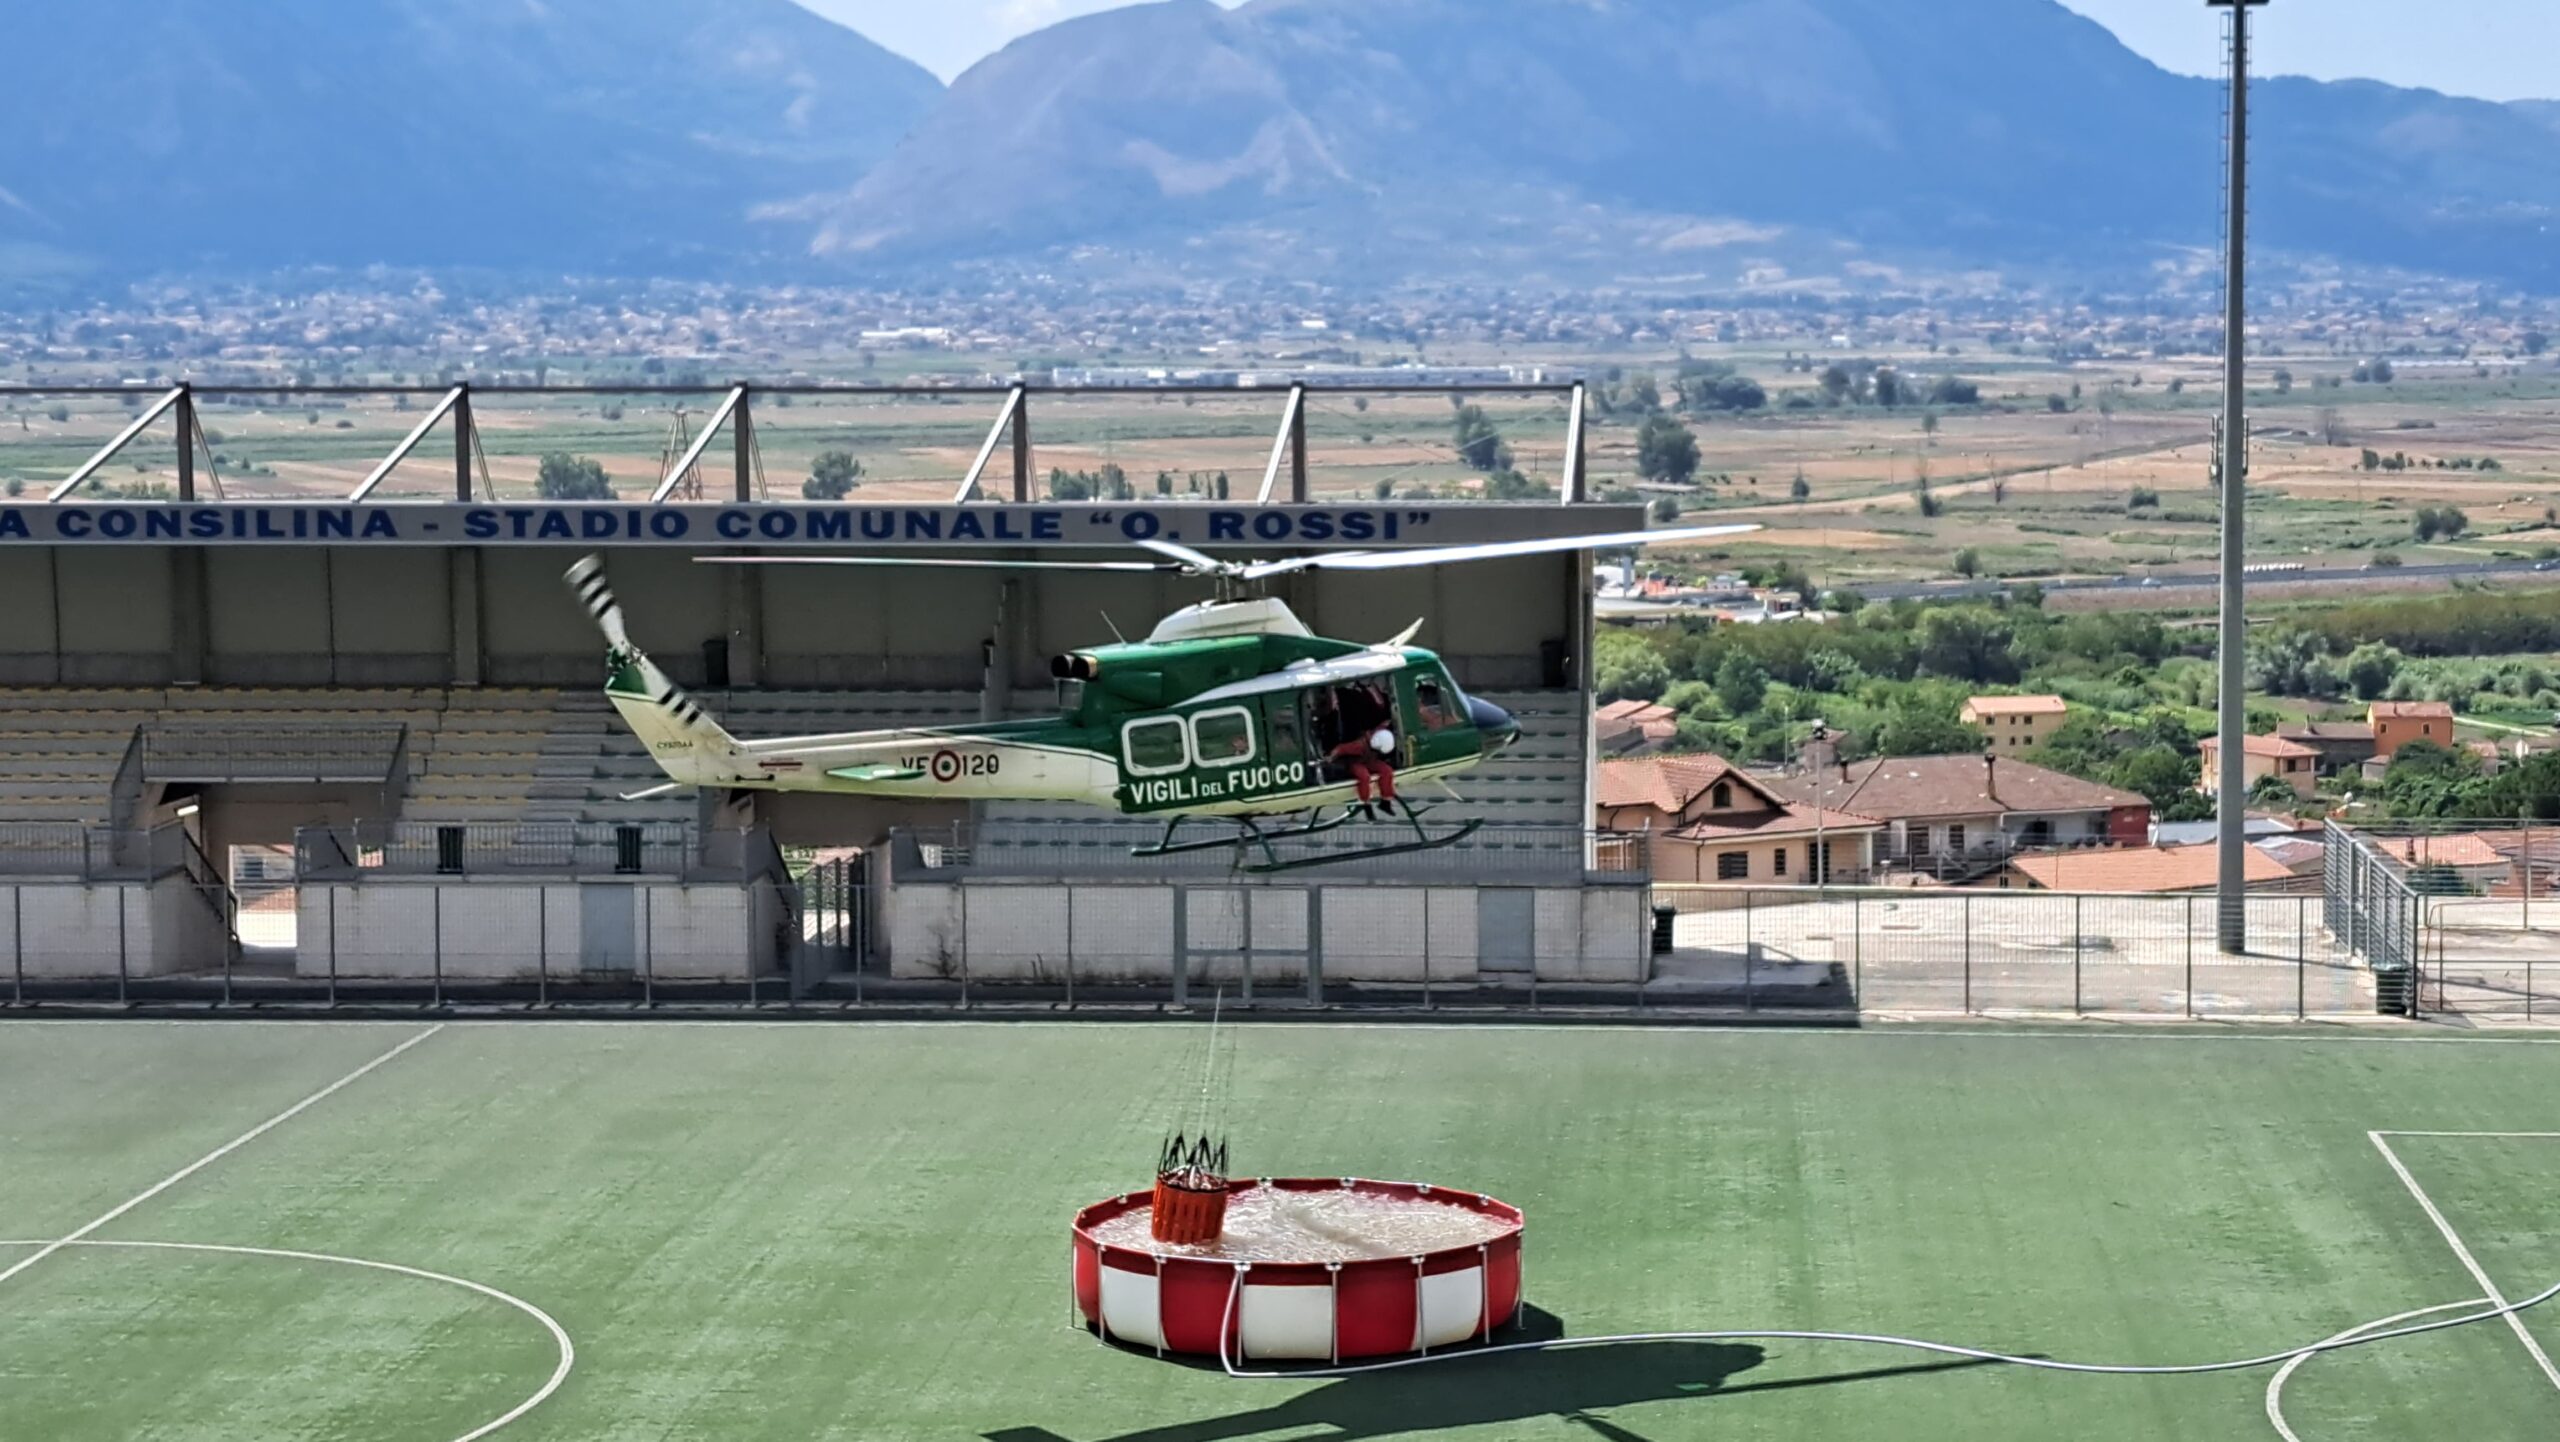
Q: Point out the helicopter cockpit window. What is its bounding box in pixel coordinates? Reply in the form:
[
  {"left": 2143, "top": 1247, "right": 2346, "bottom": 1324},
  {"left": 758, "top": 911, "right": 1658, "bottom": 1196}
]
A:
[
  {"left": 1190, "top": 707, "right": 1256, "bottom": 768},
  {"left": 1414, "top": 677, "right": 1465, "bottom": 732},
  {"left": 1122, "top": 716, "right": 1190, "bottom": 776}
]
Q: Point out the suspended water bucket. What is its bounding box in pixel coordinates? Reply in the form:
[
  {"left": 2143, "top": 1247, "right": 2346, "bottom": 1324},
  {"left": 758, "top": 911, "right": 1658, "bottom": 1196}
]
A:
[{"left": 1075, "top": 1177, "right": 1525, "bottom": 1362}]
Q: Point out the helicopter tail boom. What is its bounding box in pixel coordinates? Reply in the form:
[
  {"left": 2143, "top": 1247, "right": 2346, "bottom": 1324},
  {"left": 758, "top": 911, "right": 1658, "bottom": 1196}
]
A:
[{"left": 566, "top": 555, "right": 753, "bottom": 789}]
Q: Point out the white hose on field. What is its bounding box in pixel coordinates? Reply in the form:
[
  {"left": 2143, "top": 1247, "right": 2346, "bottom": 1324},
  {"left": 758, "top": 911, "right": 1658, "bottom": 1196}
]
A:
[{"left": 1211, "top": 1266, "right": 2560, "bottom": 1383}]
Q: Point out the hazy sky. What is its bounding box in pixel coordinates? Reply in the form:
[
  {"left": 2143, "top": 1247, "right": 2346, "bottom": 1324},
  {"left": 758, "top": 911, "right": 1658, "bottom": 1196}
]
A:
[{"left": 795, "top": 0, "right": 2555, "bottom": 103}]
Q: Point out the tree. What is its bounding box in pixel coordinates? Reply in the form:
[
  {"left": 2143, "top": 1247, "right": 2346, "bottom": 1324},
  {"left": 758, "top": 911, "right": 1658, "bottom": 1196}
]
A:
[
  {"left": 1921, "top": 413, "right": 1941, "bottom": 441},
  {"left": 2413, "top": 505, "right": 2470, "bottom": 542},
  {"left": 2378, "top": 739, "right": 2481, "bottom": 818},
  {"left": 1914, "top": 472, "right": 1941, "bottom": 518},
  {"left": 1873, "top": 704, "right": 1985, "bottom": 757},
  {"left": 1872, "top": 368, "right": 1904, "bottom": 408},
  {"left": 535, "top": 452, "right": 614, "bottom": 500},
  {"left": 1712, "top": 653, "right": 1771, "bottom": 715},
  {"left": 2361, "top": 448, "right": 2382, "bottom": 472},
  {"left": 1818, "top": 364, "right": 1854, "bottom": 403},
  {"left": 2344, "top": 641, "right": 2404, "bottom": 700},
  {"left": 1452, "top": 405, "right": 1512, "bottom": 471},
  {"left": 2107, "top": 746, "right": 2207, "bottom": 819},
  {"left": 1649, "top": 495, "right": 1681, "bottom": 524},
  {"left": 1915, "top": 608, "right": 2020, "bottom": 683},
  {"left": 2273, "top": 368, "right": 2294, "bottom": 393},
  {"left": 2527, "top": 331, "right": 2551, "bottom": 358},
  {"left": 1484, "top": 467, "right": 1556, "bottom": 501},
  {"left": 1953, "top": 547, "right": 1980, "bottom": 578},
  {"left": 1635, "top": 414, "right": 1700, "bottom": 486},
  {"left": 1595, "top": 629, "right": 1671, "bottom": 702},
  {"left": 1156, "top": 470, "right": 1174, "bottom": 496},
  {"left": 1789, "top": 469, "right": 1810, "bottom": 503},
  {"left": 802, "top": 450, "right": 862, "bottom": 500},
  {"left": 2246, "top": 625, "right": 2341, "bottom": 698},
  {"left": 2248, "top": 773, "right": 2304, "bottom": 808},
  {"left": 1682, "top": 372, "right": 1766, "bottom": 412},
  {"left": 2046, "top": 393, "right": 2069, "bottom": 413},
  {"left": 1926, "top": 376, "right": 1980, "bottom": 406}
]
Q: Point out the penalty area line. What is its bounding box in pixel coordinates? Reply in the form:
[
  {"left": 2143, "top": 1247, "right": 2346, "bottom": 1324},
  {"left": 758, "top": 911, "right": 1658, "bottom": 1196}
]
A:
[
  {"left": 2366, "top": 1129, "right": 2560, "bottom": 1397},
  {"left": 0, "top": 1022, "right": 444, "bottom": 1291}
]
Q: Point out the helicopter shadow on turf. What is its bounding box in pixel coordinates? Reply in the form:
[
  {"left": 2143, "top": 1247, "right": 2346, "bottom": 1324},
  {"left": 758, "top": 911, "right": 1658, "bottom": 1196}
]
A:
[{"left": 984, "top": 1306, "right": 2010, "bottom": 1442}]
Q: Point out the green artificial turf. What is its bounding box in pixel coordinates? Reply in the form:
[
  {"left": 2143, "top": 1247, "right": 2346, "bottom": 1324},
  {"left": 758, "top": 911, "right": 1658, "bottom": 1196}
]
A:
[{"left": 0, "top": 1019, "right": 2555, "bottom": 1441}]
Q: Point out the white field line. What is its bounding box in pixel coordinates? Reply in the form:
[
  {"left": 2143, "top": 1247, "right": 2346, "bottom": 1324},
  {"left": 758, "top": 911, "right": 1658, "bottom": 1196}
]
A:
[
  {"left": 0, "top": 1023, "right": 443, "bottom": 1291},
  {"left": 2263, "top": 1299, "right": 2483, "bottom": 1442},
  {"left": 8, "top": 1017, "right": 2560, "bottom": 1046},
  {"left": 2373, "top": 1131, "right": 2560, "bottom": 1139},
  {"left": 2366, "top": 1129, "right": 2560, "bottom": 1396},
  {"left": 0, "top": 1238, "right": 570, "bottom": 1442}
]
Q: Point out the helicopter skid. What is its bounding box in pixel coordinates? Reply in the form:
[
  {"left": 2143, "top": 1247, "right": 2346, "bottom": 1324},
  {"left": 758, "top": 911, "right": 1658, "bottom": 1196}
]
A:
[
  {"left": 1129, "top": 808, "right": 1354, "bottom": 859},
  {"left": 1236, "top": 814, "right": 1484, "bottom": 874}
]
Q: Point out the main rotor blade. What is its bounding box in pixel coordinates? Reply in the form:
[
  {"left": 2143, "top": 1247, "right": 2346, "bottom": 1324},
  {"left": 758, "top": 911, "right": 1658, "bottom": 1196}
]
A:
[
  {"left": 693, "top": 555, "right": 1169, "bottom": 572},
  {"left": 1133, "top": 538, "right": 1232, "bottom": 575},
  {"left": 1235, "top": 522, "right": 1763, "bottom": 579}
]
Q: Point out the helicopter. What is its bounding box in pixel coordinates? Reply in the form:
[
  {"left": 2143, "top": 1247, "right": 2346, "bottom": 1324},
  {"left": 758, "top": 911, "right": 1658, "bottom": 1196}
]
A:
[{"left": 564, "top": 520, "right": 1755, "bottom": 873}]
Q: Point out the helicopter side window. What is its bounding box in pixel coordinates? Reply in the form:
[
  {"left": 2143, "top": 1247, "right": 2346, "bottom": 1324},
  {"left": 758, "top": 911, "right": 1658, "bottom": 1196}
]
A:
[
  {"left": 1122, "top": 716, "right": 1190, "bottom": 776},
  {"left": 1190, "top": 706, "right": 1256, "bottom": 769},
  {"left": 1414, "top": 677, "right": 1465, "bottom": 733},
  {"left": 1263, "top": 694, "right": 1307, "bottom": 766}
]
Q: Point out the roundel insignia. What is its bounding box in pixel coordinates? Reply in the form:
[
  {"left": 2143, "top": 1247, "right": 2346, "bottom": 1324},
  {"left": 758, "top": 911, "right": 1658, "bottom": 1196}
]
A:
[{"left": 930, "top": 750, "right": 963, "bottom": 783}]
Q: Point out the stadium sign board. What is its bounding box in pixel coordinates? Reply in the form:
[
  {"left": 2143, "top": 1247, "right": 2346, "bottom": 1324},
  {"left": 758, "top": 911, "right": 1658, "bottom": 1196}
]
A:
[{"left": 0, "top": 503, "right": 1645, "bottom": 549}]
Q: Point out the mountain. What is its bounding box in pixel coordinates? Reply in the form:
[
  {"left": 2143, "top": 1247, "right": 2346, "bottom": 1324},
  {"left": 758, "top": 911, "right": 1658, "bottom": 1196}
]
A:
[
  {"left": 813, "top": 0, "right": 2560, "bottom": 290},
  {"left": 0, "top": 0, "right": 940, "bottom": 280}
]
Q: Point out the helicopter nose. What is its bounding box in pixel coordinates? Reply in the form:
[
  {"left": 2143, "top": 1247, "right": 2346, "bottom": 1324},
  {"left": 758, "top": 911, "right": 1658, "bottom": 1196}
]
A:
[{"left": 1469, "top": 695, "right": 1520, "bottom": 753}]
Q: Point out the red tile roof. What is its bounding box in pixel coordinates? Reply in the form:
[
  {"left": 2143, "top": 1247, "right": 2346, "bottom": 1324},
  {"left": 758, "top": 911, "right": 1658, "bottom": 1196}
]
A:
[
  {"left": 2200, "top": 733, "right": 2320, "bottom": 760},
  {"left": 1596, "top": 754, "right": 1756, "bottom": 813},
  {"left": 1962, "top": 694, "right": 2068, "bottom": 716},
  {"left": 1667, "top": 805, "right": 1881, "bottom": 843},
  {"left": 2007, "top": 842, "right": 2292, "bottom": 893},
  {"left": 2370, "top": 701, "right": 2455, "bottom": 720},
  {"left": 2373, "top": 833, "right": 2510, "bottom": 870},
  {"left": 1763, "top": 754, "right": 2143, "bottom": 822}
]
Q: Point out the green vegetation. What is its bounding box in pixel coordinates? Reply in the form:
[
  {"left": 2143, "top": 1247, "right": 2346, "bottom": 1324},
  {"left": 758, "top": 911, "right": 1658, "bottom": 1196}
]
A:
[
  {"left": 2371, "top": 737, "right": 2560, "bottom": 819},
  {"left": 1451, "top": 403, "right": 1512, "bottom": 472},
  {"left": 1636, "top": 414, "right": 1700, "bottom": 486},
  {"left": 1596, "top": 598, "right": 2225, "bottom": 814},
  {"left": 8, "top": 1022, "right": 2560, "bottom": 1442},
  {"left": 533, "top": 451, "right": 613, "bottom": 500},
  {"left": 801, "top": 449, "right": 862, "bottom": 500}
]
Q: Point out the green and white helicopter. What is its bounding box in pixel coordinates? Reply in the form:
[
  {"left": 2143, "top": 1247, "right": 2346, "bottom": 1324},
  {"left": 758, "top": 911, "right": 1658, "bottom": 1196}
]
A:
[{"left": 565, "top": 522, "right": 1752, "bottom": 872}]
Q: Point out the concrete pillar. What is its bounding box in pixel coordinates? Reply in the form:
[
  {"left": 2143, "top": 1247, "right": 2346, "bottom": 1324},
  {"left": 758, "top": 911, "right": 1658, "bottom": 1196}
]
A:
[
  {"left": 724, "top": 559, "right": 764, "bottom": 688},
  {"left": 448, "top": 547, "right": 483, "bottom": 687},
  {"left": 170, "top": 548, "right": 207, "bottom": 686}
]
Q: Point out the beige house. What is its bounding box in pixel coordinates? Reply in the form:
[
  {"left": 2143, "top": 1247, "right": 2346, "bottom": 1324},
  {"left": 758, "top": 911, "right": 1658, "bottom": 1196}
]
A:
[
  {"left": 1596, "top": 754, "right": 1881, "bottom": 884},
  {"left": 2199, "top": 733, "right": 2320, "bottom": 799},
  {"left": 1960, "top": 694, "right": 2068, "bottom": 754}
]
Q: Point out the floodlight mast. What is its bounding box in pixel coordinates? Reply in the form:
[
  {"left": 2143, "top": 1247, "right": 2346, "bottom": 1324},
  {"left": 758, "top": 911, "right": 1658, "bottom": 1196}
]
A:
[{"left": 2210, "top": 0, "right": 2265, "bottom": 953}]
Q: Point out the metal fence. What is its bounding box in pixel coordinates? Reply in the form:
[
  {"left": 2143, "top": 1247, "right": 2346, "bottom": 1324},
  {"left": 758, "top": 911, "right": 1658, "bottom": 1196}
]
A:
[
  {"left": 2321, "top": 818, "right": 2560, "bottom": 1021},
  {"left": 295, "top": 821, "right": 710, "bottom": 880},
  {"left": 0, "top": 823, "right": 189, "bottom": 880},
  {"left": 1656, "top": 885, "right": 2373, "bottom": 1020}
]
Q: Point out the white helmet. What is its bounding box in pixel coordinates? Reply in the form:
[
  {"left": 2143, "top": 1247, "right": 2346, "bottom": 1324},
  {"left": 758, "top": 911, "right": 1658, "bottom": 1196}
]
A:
[{"left": 1370, "top": 728, "right": 1397, "bottom": 754}]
